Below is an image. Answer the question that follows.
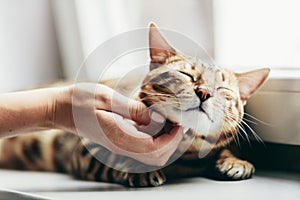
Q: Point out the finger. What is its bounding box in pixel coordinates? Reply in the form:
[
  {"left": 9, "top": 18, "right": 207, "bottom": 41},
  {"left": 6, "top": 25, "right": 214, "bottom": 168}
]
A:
[
  {"left": 143, "top": 126, "right": 184, "bottom": 166},
  {"left": 94, "top": 84, "right": 151, "bottom": 124},
  {"left": 154, "top": 126, "right": 184, "bottom": 148},
  {"left": 127, "top": 99, "right": 151, "bottom": 125},
  {"left": 95, "top": 107, "right": 186, "bottom": 167},
  {"left": 137, "top": 112, "right": 166, "bottom": 136},
  {"left": 96, "top": 110, "right": 155, "bottom": 151},
  {"left": 106, "top": 93, "right": 151, "bottom": 125}
]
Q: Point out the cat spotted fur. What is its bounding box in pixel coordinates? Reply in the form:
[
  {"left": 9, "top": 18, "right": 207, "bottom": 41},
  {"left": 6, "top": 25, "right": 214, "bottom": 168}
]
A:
[{"left": 0, "top": 24, "right": 269, "bottom": 187}]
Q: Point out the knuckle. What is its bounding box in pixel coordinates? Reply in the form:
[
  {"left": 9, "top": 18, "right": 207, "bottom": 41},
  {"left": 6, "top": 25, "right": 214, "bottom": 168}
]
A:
[
  {"left": 150, "top": 151, "right": 167, "bottom": 166},
  {"left": 130, "top": 101, "right": 141, "bottom": 120},
  {"left": 156, "top": 158, "right": 167, "bottom": 167}
]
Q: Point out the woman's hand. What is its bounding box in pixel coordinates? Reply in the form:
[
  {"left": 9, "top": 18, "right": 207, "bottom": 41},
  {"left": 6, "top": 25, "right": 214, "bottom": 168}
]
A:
[
  {"left": 52, "top": 83, "right": 184, "bottom": 166},
  {"left": 0, "top": 83, "right": 184, "bottom": 166}
]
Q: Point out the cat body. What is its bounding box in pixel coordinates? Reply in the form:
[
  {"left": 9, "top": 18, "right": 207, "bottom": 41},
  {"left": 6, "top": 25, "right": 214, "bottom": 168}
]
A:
[{"left": 0, "top": 24, "right": 269, "bottom": 187}]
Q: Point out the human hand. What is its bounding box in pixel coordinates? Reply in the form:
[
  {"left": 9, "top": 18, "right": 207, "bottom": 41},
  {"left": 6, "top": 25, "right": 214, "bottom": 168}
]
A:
[{"left": 51, "top": 83, "right": 184, "bottom": 166}]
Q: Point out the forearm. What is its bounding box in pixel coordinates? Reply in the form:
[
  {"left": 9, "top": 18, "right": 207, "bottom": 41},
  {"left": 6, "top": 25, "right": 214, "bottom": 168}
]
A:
[{"left": 0, "top": 88, "right": 62, "bottom": 137}]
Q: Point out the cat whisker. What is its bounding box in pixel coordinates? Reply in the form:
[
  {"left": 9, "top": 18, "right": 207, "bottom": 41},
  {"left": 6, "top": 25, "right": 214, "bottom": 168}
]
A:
[
  {"left": 235, "top": 129, "right": 242, "bottom": 147},
  {"left": 224, "top": 114, "right": 251, "bottom": 147},
  {"left": 240, "top": 123, "right": 252, "bottom": 147},
  {"left": 211, "top": 104, "right": 246, "bottom": 147},
  {"left": 225, "top": 110, "right": 266, "bottom": 146},
  {"left": 139, "top": 92, "right": 174, "bottom": 97},
  {"left": 220, "top": 124, "right": 239, "bottom": 147},
  {"left": 244, "top": 113, "right": 273, "bottom": 126},
  {"left": 241, "top": 120, "right": 265, "bottom": 145},
  {"left": 234, "top": 126, "right": 247, "bottom": 145},
  {"left": 140, "top": 92, "right": 195, "bottom": 101},
  {"left": 243, "top": 118, "right": 258, "bottom": 125}
]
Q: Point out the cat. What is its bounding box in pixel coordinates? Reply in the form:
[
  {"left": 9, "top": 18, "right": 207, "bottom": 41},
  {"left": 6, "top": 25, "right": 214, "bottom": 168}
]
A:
[{"left": 0, "top": 24, "right": 270, "bottom": 187}]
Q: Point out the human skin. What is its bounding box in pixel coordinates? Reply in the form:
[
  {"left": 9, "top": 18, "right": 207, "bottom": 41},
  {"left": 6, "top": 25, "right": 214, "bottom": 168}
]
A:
[{"left": 0, "top": 83, "right": 183, "bottom": 166}]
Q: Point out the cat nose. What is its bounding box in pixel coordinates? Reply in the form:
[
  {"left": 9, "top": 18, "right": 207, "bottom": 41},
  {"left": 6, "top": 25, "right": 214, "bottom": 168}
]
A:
[{"left": 195, "top": 88, "right": 212, "bottom": 102}]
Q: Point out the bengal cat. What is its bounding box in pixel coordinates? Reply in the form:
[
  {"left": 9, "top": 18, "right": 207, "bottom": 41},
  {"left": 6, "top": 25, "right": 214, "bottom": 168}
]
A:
[{"left": 0, "top": 24, "right": 270, "bottom": 187}]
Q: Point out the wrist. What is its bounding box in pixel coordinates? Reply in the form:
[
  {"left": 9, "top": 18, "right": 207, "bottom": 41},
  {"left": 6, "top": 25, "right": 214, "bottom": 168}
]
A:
[
  {"left": 0, "top": 87, "right": 70, "bottom": 136},
  {"left": 46, "top": 85, "right": 74, "bottom": 132}
]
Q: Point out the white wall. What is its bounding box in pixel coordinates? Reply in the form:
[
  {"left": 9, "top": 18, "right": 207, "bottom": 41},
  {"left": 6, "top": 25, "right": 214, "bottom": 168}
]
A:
[
  {"left": 0, "top": 0, "right": 61, "bottom": 92},
  {"left": 51, "top": 0, "right": 84, "bottom": 80},
  {"left": 74, "top": 0, "right": 214, "bottom": 58},
  {"left": 71, "top": 0, "right": 214, "bottom": 81},
  {"left": 0, "top": 0, "right": 215, "bottom": 90},
  {"left": 214, "top": 0, "right": 300, "bottom": 70}
]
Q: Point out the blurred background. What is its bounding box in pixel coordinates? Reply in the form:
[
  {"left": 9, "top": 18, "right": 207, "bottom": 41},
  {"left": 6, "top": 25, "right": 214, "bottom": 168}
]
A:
[
  {"left": 1, "top": 0, "right": 300, "bottom": 92},
  {"left": 0, "top": 0, "right": 299, "bottom": 170}
]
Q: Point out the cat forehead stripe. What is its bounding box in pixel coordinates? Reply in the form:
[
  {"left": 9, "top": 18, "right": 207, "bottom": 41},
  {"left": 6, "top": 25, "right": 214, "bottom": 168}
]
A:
[{"left": 165, "top": 55, "right": 184, "bottom": 64}]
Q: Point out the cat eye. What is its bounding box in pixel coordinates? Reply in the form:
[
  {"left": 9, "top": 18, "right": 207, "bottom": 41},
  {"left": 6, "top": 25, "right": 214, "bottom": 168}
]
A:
[
  {"left": 216, "top": 87, "right": 233, "bottom": 91},
  {"left": 178, "top": 71, "right": 195, "bottom": 82},
  {"left": 217, "top": 87, "right": 236, "bottom": 101}
]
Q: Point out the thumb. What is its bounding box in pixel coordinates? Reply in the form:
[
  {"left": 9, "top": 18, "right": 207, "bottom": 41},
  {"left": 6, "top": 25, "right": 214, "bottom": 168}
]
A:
[{"left": 110, "top": 92, "right": 151, "bottom": 125}]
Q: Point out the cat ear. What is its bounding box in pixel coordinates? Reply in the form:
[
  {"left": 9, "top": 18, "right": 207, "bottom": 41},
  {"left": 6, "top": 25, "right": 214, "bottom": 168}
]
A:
[
  {"left": 149, "top": 23, "right": 176, "bottom": 70},
  {"left": 236, "top": 68, "right": 270, "bottom": 101}
]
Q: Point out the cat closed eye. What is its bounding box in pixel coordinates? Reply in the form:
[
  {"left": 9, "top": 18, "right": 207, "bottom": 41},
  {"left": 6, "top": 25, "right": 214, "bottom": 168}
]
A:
[
  {"left": 216, "top": 87, "right": 236, "bottom": 101},
  {"left": 217, "top": 87, "right": 232, "bottom": 91},
  {"left": 178, "top": 71, "right": 195, "bottom": 82}
]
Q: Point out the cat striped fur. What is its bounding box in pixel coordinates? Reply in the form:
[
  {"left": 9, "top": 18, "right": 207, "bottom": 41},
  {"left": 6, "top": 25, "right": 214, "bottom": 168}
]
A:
[{"left": 0, "top": 24, "right": 269, "bottom": 187}]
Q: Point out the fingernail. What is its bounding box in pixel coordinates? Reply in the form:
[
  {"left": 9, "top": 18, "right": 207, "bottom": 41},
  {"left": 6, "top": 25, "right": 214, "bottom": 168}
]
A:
[
  {"left": 151, "top": 112, "right": 165, "bottom": 123},
  {"left": 183, "top": 127, "right": 189, "bottom": 133}
]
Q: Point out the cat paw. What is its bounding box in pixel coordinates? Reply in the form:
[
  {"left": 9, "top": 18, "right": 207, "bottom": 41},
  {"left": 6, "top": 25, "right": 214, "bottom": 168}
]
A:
[
  {"left": 127, "top": 170, "right": 166, "bottom": 187},
  {"left": 216, "top": 157, "right": 255, "bottom": 180}
]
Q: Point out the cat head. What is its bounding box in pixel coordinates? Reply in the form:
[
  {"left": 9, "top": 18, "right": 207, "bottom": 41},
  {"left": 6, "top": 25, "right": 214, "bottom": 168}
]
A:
[{"left": 139, "top": 24, "right": 270, "bottom": 150}]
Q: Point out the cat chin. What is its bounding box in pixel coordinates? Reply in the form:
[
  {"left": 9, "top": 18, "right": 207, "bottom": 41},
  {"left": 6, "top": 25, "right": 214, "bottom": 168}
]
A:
[
  {"left": 151, "top": 104, "right": 222, "bottom": 138},
  {"left": 167, "top": 109, "right": 218, "bottom": 135},
  {"left": 178, "top": 133, "right": 219, "bottom": 154}
]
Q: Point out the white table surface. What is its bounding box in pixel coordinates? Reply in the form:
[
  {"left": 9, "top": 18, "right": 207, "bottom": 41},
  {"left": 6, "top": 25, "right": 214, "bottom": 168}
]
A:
[{"left": 0, "top": 169, "right": 299, "bottom": 200}]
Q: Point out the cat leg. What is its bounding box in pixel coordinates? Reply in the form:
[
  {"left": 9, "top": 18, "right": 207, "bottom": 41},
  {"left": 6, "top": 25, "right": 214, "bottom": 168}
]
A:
[
  {"left": 215, "top": 148, "right": 255, "bottom": 180},
  {"left": 126, "top": 170, "right": 166, "bottom": 187},
  {"left": 70, "top": 143, "right": 166, "bottom": 187}
]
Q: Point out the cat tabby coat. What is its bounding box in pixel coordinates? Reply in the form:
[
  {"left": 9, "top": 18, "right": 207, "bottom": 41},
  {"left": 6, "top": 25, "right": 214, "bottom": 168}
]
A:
[{"left": 0, "top": 24, "right": 270, "bottom": 187}]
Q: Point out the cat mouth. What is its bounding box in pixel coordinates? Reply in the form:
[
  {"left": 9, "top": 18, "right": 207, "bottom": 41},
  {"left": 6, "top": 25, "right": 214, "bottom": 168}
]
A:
[{"left": 185, "top": 106, "right": 214, "bottom": 123}]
